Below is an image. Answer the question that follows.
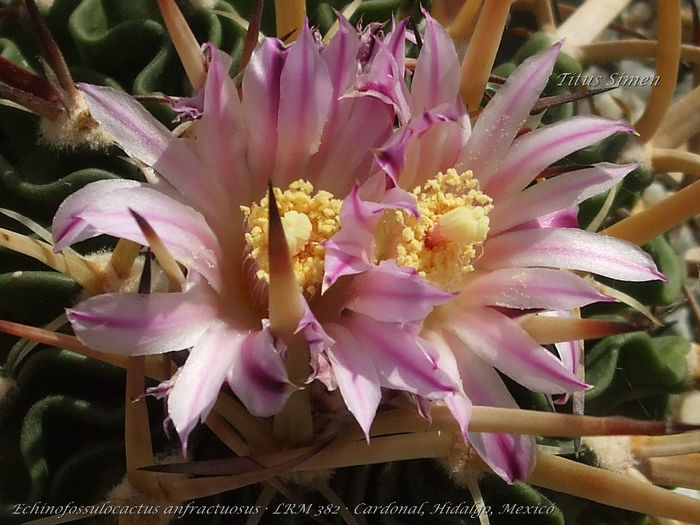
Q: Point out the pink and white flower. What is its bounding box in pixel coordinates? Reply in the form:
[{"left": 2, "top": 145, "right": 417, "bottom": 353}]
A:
[{"left": 51, "top": 13, "right": 662, "bottom": 482}]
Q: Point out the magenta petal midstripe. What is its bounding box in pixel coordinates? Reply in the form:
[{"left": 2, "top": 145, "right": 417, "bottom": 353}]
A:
[
  {"left": 226, "top": 324, "right": 294, "bottom": 418},
  {"left": 483, "top": 117, "right": 635, "bottom": 197},
  {"left": 275, "top": 24, "right": 333, "bottom": 187},
  {"left": 52, "top": 180, "right": 222, "bottom": 290},
  {"left": 457, "top": 43, "right": 562, "bottom": 176},
  {"left": 448, "top": 307, "right": 588, "bottom": 394},
  {"left": 67, "top": 286, "right": 217, "bottom": 355},
  {"left": 443, "top": 331, "right": 536, "bottom": 482},
  {"left": 462, "top": 268, "right": 612, "bottom": 310},
  {"left": 241, "top": 38, "right": 287, "bottom": 183},
  {"left": 410, "top": 12, "right": 460, "bottom": 114},
  {"left": 78, "top": 83, "right": 228, "bottom": 212},
  {"left": 480, "top": 227, "right": 666, "bottom": 282},
  {"left": 345, "top": 260, "right": 455, "bottom": 322},
  {"left": 169, "top": 322, "right": 246, "bottom": 452},
  {"left": 489, "top": 162, "right": 636, "bottom": 234},
  {"left": 197, "top": 45, "right": 251, "bottom": 203},
  {"left": 326, "top": 323, "right": 381, "bottom": 440},
  {"left": 347, "top": 314, "right": 458, "bottom": 398}
]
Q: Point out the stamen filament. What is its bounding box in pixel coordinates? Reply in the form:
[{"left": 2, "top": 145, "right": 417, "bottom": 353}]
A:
[{"left": 600, "top": 180, "right": 700, "bottom": 245}]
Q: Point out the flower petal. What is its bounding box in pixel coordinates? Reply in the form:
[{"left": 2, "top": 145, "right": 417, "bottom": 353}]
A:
[
  {"left": 458, "top": 43, "right": 562, "bottom": 176},
  {"left": 275, "top": 24, "right": 333, "bottom": 187},
  {"left": 345, "top": 260, "right": 455, "bottom": 322},
  {"left": 67, "top": 285, "right": 217, "bottom": 355},
  {"left": 325, "top": 323, "right": 381, "bottom": 440},
  {"left": 484, "top": 116, "right": 635, "bottom": 199},
  {"left": 78, "top": 83, "right": 227, "bottom": 211},
  {"left": 346, "top": 313, "right": 458, "bottom": 398},
  {"left": 52, "top": 180, "right": 221, "bottom": 290},
  {"left": 410, "top": 11, "right": 460, "bottom": 114},
  {"left": 169, "top": 322, "right": 247, "bottom": 452},
  {"left": 226, "top": 323, "right": 295, "bottom": 418},
  {"left": 241, "top": 38, "right": 288, "bottom": 183},
  {"left": 489, "top": 163, "right": 636, "bottom": 234},
  {"left": 197, "top": 44, "right": 253, "bottom": 203},
  {"left": 462, "top": 268, "right": 613, "bottom": 310},
  {"left": 442, "top": 331, "right": 536, "bottom": 482},
  {"left": 447, "top": 307, "right": 587, "bottom": 394},
  {"left": 480, "top": 227, "right": 666, "bottom": 282}
]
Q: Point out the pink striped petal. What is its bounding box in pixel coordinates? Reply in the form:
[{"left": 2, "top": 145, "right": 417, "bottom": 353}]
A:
[
  {"left": 275, "top": 24, "right": 333, "bottom": 186},
  {"left": 322, "top": 184, "right": 417, "bottom": 290},
  {"left": 241, "top": 38, "right": 287, "bottom": 183},
  {"left": 321, "top": 15, "right": 361, "bottom": 95},
  {"left": 442, "top": 331, "right": 536, "bottom": 482},
  {"left": 490, "top": 163, "right": 636, "bottom": 234},
  {"left": 346, "top": 313, "right": 459, "bottom": 398},
  {"left": 326, "top": 323, "right": 381, "bottom": 440},
  {"left": 448, "top": 307, "right": 588, "bottom": 394},
  {"left": 52, "top": 180, "right": 221, "bottom": 290},
  {"left": 345, "top": 260, "right": 455, "bottom": 322},
  {"left": 458, "top": 43, "right": 562, "bottom": 176},
  {"left": 67, "top": 286, "right": 218, "bottom": 355},
  {"left": 77, "top": 83, "right": 228, "bottom": 212},
  {"left": 410, "top": 11, "right": 460, "bottom": 114},
  {"left": 226, "top": 323, "right": 295, "bottom": 418},
  {"left": 484, "top": 117, "right": 635, "bottom": 199},
  {"left": 169, "top": 322, "right": 246, "bottom": 452},
  {"left": 480, "top": 228, "right": 666, "bottom": 282},
  {"left": 197, "top": 45, "right": 252, "bottom": 203},
  {"left": 462, "top": 268, "right": 612, "bottom": 310},
  {"left": 353, "top": 20, "right": 410, "bottom": 123},
  {"left": 376, "top": 106, "right": 467, "bottom": 185}
]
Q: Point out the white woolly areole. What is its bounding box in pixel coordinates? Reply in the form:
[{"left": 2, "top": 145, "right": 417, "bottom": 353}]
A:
[
  {"left": 39, "top": 93, "right": 112, "bottom": 148},
  {"left": 437, "top": 433, "right": 484, "bottom": 487},
  {"left": 583, "top": 436, "right": 635, "bottom": 474}
]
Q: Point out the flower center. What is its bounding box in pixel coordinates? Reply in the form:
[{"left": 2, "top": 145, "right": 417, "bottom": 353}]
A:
[
  {"left": 241, "top": 180, "right": 342, "bottom": 297},
  {"left": 378, "top": 168, "right": 493, "bottom": 292}
]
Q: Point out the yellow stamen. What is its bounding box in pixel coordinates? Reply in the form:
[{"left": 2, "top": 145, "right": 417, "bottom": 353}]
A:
[
  {"left": 459, "top": 0, "right": 511, "bottom": 110},
  {"left": 156, "top": 0, "right": 206, "bottom": 91},
  {"left": 633, "top": 0, "right": 682, "bottom": 141},
  {"left": 382, "top": 169, "right": 492, "bottom": 291},
  {"left": 600, "top": 180, "right": 700, "bottom": 245},
  {"left": 275, "top": 0, "right": 305, "bottom": 42},
  {"left": 242, "top": 180, "right": 341, "bottom": 297}
]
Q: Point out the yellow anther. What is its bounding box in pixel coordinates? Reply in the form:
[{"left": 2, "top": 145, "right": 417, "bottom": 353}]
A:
[
  {"left": 382, "top": 168, "right": 493, "bottom": 292},
  {"left": 429, "top": 206, "right": 490, "bottom": 246},
  {"left": 282, "top": 211, "right": 312, "bottom": 256},
  {"left": 242, "top": 180, "right": 342, "bottom": 297}
]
